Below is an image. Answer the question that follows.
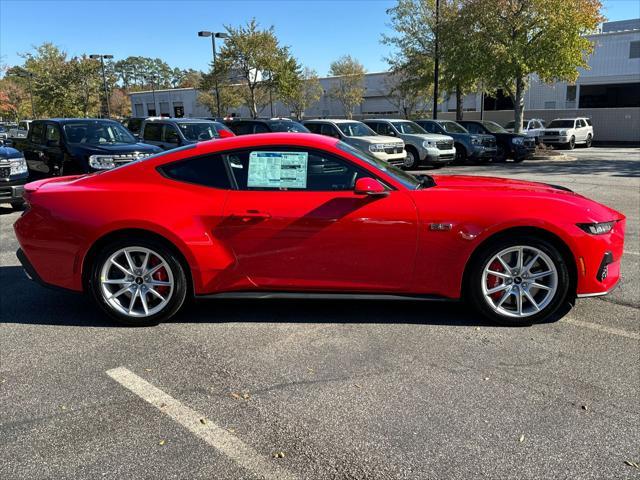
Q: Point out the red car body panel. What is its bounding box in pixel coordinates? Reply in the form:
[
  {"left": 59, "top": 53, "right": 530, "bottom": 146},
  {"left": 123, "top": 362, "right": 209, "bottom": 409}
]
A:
[{"left": 14, "top": 134, "right": 625, "bottom": 299}]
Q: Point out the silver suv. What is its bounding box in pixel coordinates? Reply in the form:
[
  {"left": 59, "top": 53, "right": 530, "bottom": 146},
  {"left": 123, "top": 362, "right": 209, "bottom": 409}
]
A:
[
  {"left": 364, "top": 119, "right": 455, "bottom": 169},
  {"left": 303, "top": 119, "right": 406, "bottom": 166}
]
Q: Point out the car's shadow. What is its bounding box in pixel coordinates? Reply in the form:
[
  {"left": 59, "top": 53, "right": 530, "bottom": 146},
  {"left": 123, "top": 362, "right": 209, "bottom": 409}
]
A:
[{"left": 0, "top": 266, "right": 505, "bottom": 328}]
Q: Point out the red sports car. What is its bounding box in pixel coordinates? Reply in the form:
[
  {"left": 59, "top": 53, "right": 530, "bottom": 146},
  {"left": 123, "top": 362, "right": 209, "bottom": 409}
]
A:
[{"left": 14, "top": 133, "right": 625, "bottom": 327}]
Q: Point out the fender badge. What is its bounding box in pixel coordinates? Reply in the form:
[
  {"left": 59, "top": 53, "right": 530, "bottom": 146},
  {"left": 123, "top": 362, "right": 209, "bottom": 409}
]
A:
[{"left": 429, "top": 223, "right": 453, "bottom": 231}]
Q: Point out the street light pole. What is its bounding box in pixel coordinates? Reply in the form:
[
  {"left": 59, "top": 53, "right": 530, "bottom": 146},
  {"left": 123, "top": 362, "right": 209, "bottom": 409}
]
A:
[
  {"left": 24, "top": 72, "right": 35, "bottom": 118},
  {"left": 90, "top": 54, "right": 114, "bottom": 118},
  {"left": 198, "top": 31, "right": 228, "bottom": 118},
  {"left": 433, "top": 0, "right": 440, "bottom": 120}
]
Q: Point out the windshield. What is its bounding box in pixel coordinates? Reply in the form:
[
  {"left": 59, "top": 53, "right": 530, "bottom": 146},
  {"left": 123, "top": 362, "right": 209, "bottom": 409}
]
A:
[
  {"left": 0, "top": 126, "right": 5, "bottom": 132},
  {"left": 390, "top": 121, "right": 426, "bottom": 134},
  {"left": 337, "top": 122, "right": 376, "bottom": 137},
  {"left": 337, "top": 141, "right": 423, "bottom": 190},
  {"left": 63, "top": 120, "right": 137, "bottom": 144},
  {"left": 481, "top": 121, "right": 506, "bottom": 133},
  {"left": 548, "top": 120, "right": 575, "bottom": 128},
  {"left": 177, "top": 122, "right": 219, "bottom": 141},
  {"left": 440, "top": 121, "right": 468, "bottom": 134},
  {"left": 268, "top": 121, "right": 309, "bottom": 133}
]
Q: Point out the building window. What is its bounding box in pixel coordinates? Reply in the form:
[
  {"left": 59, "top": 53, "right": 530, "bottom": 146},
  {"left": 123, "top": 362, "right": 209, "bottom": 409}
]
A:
[
  {"left": 147, "top": 103, "right": 156, "bottom": 116},
  {"left": 630, "top": 41, "right": 640, "bottom": 59},
  {"left": 134, "top": 104, "right": 144, "bottom": 117},
  {"left": 579, "top": 83, "right": 640, "bottom": 108},
  {"left": 159, "top": 102, "right": 170, "bottom": 117},
  {"left": 173, "top": 102, "right": 184, "bottom": 118}
]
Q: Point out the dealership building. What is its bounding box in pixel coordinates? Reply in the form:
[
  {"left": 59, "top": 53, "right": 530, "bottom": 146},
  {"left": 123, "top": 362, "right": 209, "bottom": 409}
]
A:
[{"left": 129, "top": 18, "right": 640, "bottom": 142}]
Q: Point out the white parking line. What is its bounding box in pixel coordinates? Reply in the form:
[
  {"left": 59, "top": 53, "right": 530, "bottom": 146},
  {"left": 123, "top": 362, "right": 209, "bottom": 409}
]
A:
[
  {"left": 106, "top": 367, "right": 297, "bottom": 480},
  {"left": 624, "top": 250, "right": 639, "bottom": 256},
  {"left": 562, "top": 318, "right": 640, "bottom": 340}
]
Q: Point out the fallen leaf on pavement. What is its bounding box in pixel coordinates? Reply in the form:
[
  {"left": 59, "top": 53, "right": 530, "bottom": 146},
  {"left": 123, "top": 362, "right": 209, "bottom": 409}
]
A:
[
  {"left": 519, "top": 435, "right": 525, "bottom": 443},
  {"left": 353, "top": 384, "right": 362, "bottom": 389},
  {"left": 158, "top": 440, "right": 166, "bottom": 446},
  {"left": 230, "top": 392, "right": 241, "bottom": 400},
  {"left": 624, "top": 461, "right": 639, "bottom": 469},
  {"left": 242, "top": 393, "right": 250, "bottom": 400},
  {"left": 144, "top": 369, "right": 152, "bottom": 372},
  {"left": 200, "top": 418, "right": 207, "bottom": 425},
  {"left": 273, "top": 451, "right": 285, "bottom": 459}
]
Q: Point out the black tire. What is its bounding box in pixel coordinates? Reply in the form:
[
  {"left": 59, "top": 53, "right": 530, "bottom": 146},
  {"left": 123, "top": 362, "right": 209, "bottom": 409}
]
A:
[
  {"left": 584, "top": 134, "right": 592, "bottom": 148},
  {"left": 89, "top": 237, "right": 188, "bottom": 326},
  {"left": 567, "top": 136, "right": 575, "bottom": 150},
  {"left": 454, "top": 144, "right": 467, "bottom": 163},
  {"left": 466, "top": 235, "right": 571, "bottom": 326},
  {"left": 402, "top": 147, "right": 418, "bottom": 170}
]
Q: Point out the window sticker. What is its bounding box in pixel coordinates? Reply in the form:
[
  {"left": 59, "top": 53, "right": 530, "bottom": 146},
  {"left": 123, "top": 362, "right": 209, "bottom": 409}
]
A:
[{"left": 247, "top": 151, "right": 308, "bottom": 189}]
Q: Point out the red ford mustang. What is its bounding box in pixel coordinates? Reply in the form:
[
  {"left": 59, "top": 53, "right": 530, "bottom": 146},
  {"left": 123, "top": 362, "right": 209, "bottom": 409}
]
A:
[{"left": 14, "top": 133, "right": 625, "bottom": 327}]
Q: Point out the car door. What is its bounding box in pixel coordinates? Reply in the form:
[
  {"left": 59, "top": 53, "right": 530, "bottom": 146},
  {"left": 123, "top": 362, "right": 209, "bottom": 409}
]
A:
[
  {"left": 217, "top": 146, "right": 418, "bottom": 292},
  {"left": 576, "top": 119, "right": 587, "bottom": 141},
  {"left": 24, "top": 122, "right": 48, "bottom": 174},
  {"left": 43, "top": 123, "right": 65, "bottom": 174}
]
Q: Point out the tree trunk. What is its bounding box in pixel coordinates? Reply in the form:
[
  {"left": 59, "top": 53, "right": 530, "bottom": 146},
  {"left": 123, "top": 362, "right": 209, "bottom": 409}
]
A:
[
  {"left": 455, "top": 84, "right": 463, "bottom": 121},
  {"left": 513, "top": 76, "right": 525, "bottom": 134}
]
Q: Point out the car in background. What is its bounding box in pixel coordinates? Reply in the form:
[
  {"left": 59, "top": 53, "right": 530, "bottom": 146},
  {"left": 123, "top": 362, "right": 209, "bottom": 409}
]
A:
[
  {"left": 363, "top": 119, "right": 455, "bottom": 169},
  {"left": 504, "top": 119, "right": 546, "bottom": 144},
  {"left": 0, "top": 125, "right": 8, "bottom": 141},
  {"left": 226, "top": 118, "right": 309, "bottom": 135},
  {"left": 541, "top": 118, "right": 593, "bottom": 149},
  {"left": 13, "top": 119, "right": 162, "bottom": 176},
  {"left": 121, "top": 117, "right": 146, "bottom": 138},
  {"left": 457, "top": 120, "right": 535, "bottom": 162},
  {"left": 0, "top": 141, "right": 29, "bottom": 210},
  {"left": 15, "top": 132, "right": 625, "bottom": 327},
  {"left": 140, "top": 118, "right": 234, "bottom": 151},
  {"left": 303, "top": 119, "right": 406, "bottom": 166},
  {"left": 8, "top": 120, "right": 32, "bottom": 140},
  {"left": 416, "top": 119, "right": 497, "bottom": 164}
]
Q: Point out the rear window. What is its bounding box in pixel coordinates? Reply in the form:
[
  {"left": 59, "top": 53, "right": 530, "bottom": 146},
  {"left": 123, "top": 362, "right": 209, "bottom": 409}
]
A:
[
  {"left": 267, "top": 121, "right": 309, "bottom": 133},
  {"left": 160, "top": 154, "right": 231, "bottom": 189}
]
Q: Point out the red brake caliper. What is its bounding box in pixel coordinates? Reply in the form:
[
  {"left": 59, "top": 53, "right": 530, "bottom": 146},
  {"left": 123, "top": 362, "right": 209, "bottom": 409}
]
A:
[{"left": 149, "top": 257, "right": 169, "bottom": 298}]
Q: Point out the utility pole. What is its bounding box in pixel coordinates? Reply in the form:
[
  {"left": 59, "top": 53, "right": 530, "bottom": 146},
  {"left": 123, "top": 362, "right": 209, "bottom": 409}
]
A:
[
  {"left": 433, "top": 0, "right": 440, "bottom": 119},
  {"left": 24, "top": 71, "right": 35, "bottom": 118},
  {"left": 198, "top": 31, "right": 228, "bottom": 118},
  {"left": 90, "top": 54, "right": 114, "bottom": 118}
]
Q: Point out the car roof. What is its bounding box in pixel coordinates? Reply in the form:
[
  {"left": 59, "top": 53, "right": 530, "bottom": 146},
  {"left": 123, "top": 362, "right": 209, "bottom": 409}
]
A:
[
  {"left": 145, "top": 118, "right": 217, "bottom": 123},
  {"left": 303, "top": 119, "right": 362, "bottom": 124},
  {"left": 46, "top": 118, "right": 122, "bottom": 124},
  {"left": 364, "top": 119, "right": 412, "bottom": 122}
]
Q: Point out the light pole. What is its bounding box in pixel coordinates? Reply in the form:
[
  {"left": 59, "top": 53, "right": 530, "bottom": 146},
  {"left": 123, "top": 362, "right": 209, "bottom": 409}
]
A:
[
  {"left": 433, "top": 0, "right": 440, "bottom": 119},
  {"left": 198, "top": 31, "right": 228, "bottom": 118},
  {"left": 90, "top": 54, "right": 114, "bottom": 118},
  {"left": 18, "top": 70, "right": 36, "bottom": 118}
]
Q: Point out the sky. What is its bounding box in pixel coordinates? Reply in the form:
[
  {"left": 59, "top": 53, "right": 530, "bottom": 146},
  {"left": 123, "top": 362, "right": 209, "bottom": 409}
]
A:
[{"left": 1, "top": 0, "right": 639, "bottom": 76}]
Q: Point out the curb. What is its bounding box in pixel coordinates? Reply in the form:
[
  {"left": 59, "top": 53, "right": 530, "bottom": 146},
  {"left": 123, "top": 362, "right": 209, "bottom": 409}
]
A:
[{"left": 529, "top": 153, "right": 577, "bottom": 162}]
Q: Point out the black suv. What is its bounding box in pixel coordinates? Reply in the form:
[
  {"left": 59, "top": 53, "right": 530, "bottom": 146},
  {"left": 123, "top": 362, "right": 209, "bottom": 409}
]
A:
[
  {"left": 457, "top": 120, "right": 535, "bottom": 162},
  {"left": 121, "top": 117, "right": 146, "bottom": 138},
  {"left": 415, "top": 119, "right": 497, "bottom": 164},
  {"left": 13, "top": 119, "right": 162, "bottom": 176},
  {"left": 140, "top": 118, "right": 234, "bottom": 150},
  {"left": 226, "top": 118, "right": 309, "bottom": 135},
  {"left": 0, "top": 142, "right": 29, "bottom": 209}
]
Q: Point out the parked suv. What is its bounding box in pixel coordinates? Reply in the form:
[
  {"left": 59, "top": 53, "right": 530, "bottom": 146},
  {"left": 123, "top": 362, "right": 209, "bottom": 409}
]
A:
[
  {"left": 415, "top": 119, "right": 497, "bottom": 164},
  {"left": 13, "top": 119, "right": 162, "bottom": 176},
  {"left": 0, "top": 141, "right": 29, "bottom": 209},
  {"left": 541, "top": 118, "right": 593, "bottom": 149},
  {"left": 457, "top": 120, "right": 535, "bottom": 162},
  {"left": 226, "top": 118, "right": 309, "bottom": 135},
  {"left": 363, "top": 119, "right": 455, "bottom": 169},
  {"left": 303, "top": 119, "right": 406, "bottom": 166},
  {"left": 504, "top": 119, "right": 546, "bottom": 144},
  {"left": 140, "top": 118, "right": 234, "bottom": 151},
  {"left": 121, "top": 117, "right": 146, "bottom": 138}
]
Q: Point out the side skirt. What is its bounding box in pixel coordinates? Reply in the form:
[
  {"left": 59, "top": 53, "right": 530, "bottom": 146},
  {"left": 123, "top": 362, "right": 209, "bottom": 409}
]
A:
[{"left": 195, "top": 291, "right": 456, "bottom": 302}]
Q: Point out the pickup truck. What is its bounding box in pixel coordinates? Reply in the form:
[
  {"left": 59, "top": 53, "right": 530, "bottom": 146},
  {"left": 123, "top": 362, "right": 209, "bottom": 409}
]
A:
[
  {"left": 12, "top": 118, "right": 162, "bottom": 177},
  {"left": 8, "top": 120, "right": 32, "bottom": 140}
]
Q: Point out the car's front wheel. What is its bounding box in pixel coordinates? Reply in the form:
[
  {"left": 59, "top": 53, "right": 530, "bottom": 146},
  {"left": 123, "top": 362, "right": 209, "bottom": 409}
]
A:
[
  {"left": 584, "top": 134, "right": 592, "bottom": 148},
  {"left": 567, "top": 136, "right": 576, "bottom": 150},
  {"left": 89, "top": 238, "right": 188, "bottom": 326},
  {"left": 467, "top": 236, "right": 571, "bottom": 326},
  {"left": 402, "top": 149, "right": 418, "bottom": 170}
]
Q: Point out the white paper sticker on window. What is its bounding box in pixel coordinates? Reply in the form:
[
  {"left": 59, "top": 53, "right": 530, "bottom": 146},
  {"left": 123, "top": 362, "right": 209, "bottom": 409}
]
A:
[{"left": 247, "top": 151, "right": 308, "bottom": 189}]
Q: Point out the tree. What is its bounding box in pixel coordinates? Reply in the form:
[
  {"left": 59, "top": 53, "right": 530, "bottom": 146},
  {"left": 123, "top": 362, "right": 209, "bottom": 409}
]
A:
[
  {"left": 464, "top": 0, "right": 603, "bottom": 132},
  {"left": 328, "top": 55, "right": 365, "bottom": 119},
  {"left": 277, "top": 62, "right": 323, "bottom": 120},
  {"left": 215, "top": 19, "right": 293, "bottom": 118},
  {"left": 0, "top": 78, "right": 29, "bottom": 120},
  {"left": 383, "top": 70, "right": 432, "bottom": 118}
]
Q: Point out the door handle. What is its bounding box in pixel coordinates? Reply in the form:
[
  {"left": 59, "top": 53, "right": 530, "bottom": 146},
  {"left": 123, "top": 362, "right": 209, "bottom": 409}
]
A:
[{"left": 229, "top": 210, "right": 272, "bottom": 222}]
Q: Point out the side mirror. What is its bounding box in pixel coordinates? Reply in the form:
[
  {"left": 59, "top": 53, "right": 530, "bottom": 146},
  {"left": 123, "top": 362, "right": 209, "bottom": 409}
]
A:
[{"left": 354, "top": 177, "right": 388, "bottom": 197}]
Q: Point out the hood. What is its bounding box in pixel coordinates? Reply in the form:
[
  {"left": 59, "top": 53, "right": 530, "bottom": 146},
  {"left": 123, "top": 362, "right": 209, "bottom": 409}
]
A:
[
  {"left": 543, "top": 128, "right": 567, "bottom": 133},
  {"left": 0, "top": 146, "right": 23, "bottom": 159},
  {"left": 404, "top": 133, "right": 452, "bottom": 141},
  {"left": 68, "top": 142, "right": 162, "bottom": 154},
  {"left": 355, "top": 135, "right": 404, "bottom": 145}
]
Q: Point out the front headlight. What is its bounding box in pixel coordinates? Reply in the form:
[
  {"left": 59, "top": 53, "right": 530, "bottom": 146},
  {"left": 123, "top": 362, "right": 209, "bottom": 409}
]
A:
[
  {"left": 89, "top": 155, "right": 116, "bottom": 170},
  {"left": 369, "top": 144, "right": 385, "bottom": 152},
  {"left": 512, "top": 137, "right": 524, "bottom": 145},
  {"left": 577, "top": 221, "right": 616, "bottom": 235},
  {"left": 560, "top": 130, "right": 567, "bottom": 136},
  {"left": 422, "top": 140, "right": 435, "bottom": 148},
  {"left": 10, "top": 156, "right": 28, "bottom": 175}
]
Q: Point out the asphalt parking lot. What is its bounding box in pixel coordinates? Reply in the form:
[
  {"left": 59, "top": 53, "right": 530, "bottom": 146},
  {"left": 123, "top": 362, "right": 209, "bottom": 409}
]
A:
[{"left": 1, "top": 146, "right": 638, "bottom": 480}]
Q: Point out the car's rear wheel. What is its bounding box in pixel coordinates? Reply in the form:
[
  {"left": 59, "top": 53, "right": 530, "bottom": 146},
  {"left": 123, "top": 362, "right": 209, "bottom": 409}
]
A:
[
  {"left": 90, "top": 238, "right": 187, "bottom": 326},
  {"left": 467, "top": 236, "right": 571, "bottom": 326},
  {"left": 584, "top": 134, "right": 592, "bottom": 148}
]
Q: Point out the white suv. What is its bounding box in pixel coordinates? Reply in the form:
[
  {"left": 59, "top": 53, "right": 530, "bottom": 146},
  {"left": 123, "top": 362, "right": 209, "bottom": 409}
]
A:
[
  {"left": 541, "top": 118, "right": 593, "bottom": 149},
  {"left": 504, "top": 119, "right": 546, "bottom": 144}
]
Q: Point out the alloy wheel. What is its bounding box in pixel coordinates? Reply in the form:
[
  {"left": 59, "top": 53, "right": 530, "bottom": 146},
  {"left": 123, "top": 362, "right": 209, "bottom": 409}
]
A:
[
  {"left": 99, "top": 246, "right": 174, "bottom": 317},
  {"left": 404, "top": 151, "right": 416, "bottom": 168},
  {"left": 481, "top": 246, "right": 558, "bottom": 318}
]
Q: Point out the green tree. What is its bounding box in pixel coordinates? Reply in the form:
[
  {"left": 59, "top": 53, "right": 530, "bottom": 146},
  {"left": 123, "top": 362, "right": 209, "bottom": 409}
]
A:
[
  {"left": 276, "top": 62, "right": 323, "bottom": 120},
  {"left": 464, "top": 0, "right": 603, "bottom": 132},
  {"left": 383, "top": 69, "right": 432, "bottom": 118},
  {"left": 199, "top": 69, "right": 243, "bottom": 116},
  {"left": 215, "top": 19, "right": 293, "bottom": 118},
  {"left": 328, "top": 55, "right": 365, "bottom": 119}
]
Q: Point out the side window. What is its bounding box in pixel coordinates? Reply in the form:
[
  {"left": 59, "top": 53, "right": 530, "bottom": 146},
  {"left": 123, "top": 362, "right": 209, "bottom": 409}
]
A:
[
  {"left": 226, "top": 149, "right": 368, "bottom": 192},
  {"left": 365, "top": 122, "right": 379, "bottom": 133},
  {"left": 45, "top": 124, "right": 61, "bottom": 143},
  {"left": 230, "top": 122, "right": 252, "bottom": 135},
  {"left": 160, "top": 154, "right": 231, "bottom": 189},
  {"left": 305, "top": 123, "right": 320, "bottom": 134},
  {"left": 320, "top": 124, "right": 340, "bottom": 138},
  {"left": 143, "top": 123, "right": 163, "bottom": 141},
  {"left": 465, "top": 123, "right": 481, "bottom": 134},
  {"left": 576, "top": 119, "right": 584, "bottom": 128},
  {"left": 164, "top": 125, "right": 180, "bottom": 143},
  {"left": 253, "top": 123, "right": 270, "bottom": 134},
  {"left": 421, "top": 122, "right": 435, "bottom": 133},
  {"left": 30, "top": 123, "right": 45, "bottom": 144},
  {"left": 585, "top": 118, "right": 592, "bottom": 126},
  {"left": 375, "top": 122, "right": 391, "bottom": 135}
]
